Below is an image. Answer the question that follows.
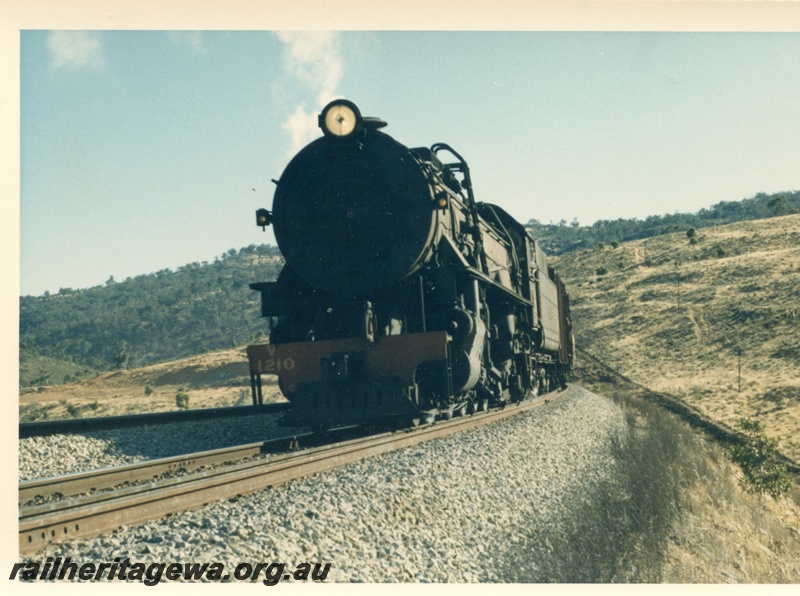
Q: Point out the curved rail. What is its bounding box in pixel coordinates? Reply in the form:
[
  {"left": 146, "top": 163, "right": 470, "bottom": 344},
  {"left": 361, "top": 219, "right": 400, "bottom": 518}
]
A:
[
  {"left": 20, "top": 386, "right": 572, "bottom": 554},
  {"left": 20, "top": 431, "right": 317, "bottom": 506},
  {"left": 19, "top": 402, "right": 291, "bottom": 438}
]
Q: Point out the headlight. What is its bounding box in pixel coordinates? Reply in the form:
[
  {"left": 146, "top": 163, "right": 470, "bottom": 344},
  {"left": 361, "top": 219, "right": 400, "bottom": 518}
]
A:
[{"left": 319, "top": 99, "right": 362, "bottom": 138}]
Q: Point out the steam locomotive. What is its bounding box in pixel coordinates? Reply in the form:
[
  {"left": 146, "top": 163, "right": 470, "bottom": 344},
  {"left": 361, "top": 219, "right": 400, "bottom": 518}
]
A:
[{"left": 247, "top": 99, "right": 574, "bottom": 428}]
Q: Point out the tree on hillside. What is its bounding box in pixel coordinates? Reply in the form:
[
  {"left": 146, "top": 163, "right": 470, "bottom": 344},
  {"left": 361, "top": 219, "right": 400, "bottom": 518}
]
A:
[
  {"left": 768, "top": 195, "right": 789, "bottom": 217},
  {"left": 730, "top": 418, "right": 791, "bottom": 499},
  {"left": 113, "top": 341, "right": 130, "bottom": 369},
  {"left": 525, "top": 190, "right": 800, "bottom": 255},
  {"left": 19, "top": 243, "right": 284, "bottom": 383}
]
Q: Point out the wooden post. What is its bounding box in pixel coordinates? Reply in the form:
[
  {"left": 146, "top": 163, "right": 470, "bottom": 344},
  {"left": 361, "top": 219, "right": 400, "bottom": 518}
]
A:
[{"left": 737, "top": 346, "right": 742, "bottom": 393}]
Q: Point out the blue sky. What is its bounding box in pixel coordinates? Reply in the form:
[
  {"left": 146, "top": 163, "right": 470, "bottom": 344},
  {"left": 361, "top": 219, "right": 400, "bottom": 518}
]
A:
[{"left": 19, "top": 30, "right": 800, "bottom": 297}]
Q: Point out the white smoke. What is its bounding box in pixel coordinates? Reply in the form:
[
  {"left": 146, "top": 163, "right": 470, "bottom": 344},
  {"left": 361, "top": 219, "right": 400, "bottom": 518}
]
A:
[{"left": 275, "top": 31, "right": 344, "bottom": 154}]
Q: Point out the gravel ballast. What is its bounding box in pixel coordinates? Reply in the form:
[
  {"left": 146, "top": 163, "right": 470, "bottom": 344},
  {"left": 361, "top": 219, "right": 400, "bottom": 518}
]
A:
[
  {"left": 18, "top": 413, "right": 308, "bottom": 481},
  {"left": 27, "top": 385, "right": 632, "bottom": 582}
]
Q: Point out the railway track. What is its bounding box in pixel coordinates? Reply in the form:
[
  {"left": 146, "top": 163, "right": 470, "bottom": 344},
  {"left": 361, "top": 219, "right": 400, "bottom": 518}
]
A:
[
  {"left": 20, "top": 431, "right": 316, "bottom": 506},
  {"left": 19, "top": 403, "right": 291, "bottom": 438},
  {"left": 20, "top": 386, "right": 571, "bottom": 555}
]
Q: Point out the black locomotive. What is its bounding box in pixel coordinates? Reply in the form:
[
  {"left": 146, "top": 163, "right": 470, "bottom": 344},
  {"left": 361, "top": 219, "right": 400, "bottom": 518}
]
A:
[{"left": 247, "top": 99, "right": 574, "bottom": 428}]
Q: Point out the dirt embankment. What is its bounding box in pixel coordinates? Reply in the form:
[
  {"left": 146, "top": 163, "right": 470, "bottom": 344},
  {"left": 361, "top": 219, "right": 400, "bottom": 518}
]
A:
[{"left": 19, "top": 348, "right": 284, "bottom": 421}]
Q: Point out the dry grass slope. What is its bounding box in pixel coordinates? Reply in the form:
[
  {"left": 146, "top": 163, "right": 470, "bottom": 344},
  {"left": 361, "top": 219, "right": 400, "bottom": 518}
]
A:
[
  {"left": 574, "top": 358, "right": 800, "bottom": 582},
  {"left": 554, "top": 214, "right": 800, "bottom": 461},
  {"left": 19, "top": 348, "right": 285, "bottom": 421}
]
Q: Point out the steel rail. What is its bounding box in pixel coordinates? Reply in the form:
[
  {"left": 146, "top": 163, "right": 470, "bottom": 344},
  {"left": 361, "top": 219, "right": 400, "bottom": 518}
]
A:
[
  {"left": 19, "top": 402, "right": 291, "bottom": 438},
  {"left": 20, "top": 386, "right": 572, "bottom": 555},
  {"left": 19, "top": 431, "right": 317, "bottom": 506}
]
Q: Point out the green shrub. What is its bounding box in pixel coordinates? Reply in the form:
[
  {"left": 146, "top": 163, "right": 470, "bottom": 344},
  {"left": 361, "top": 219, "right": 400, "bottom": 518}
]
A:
[
  {"left": 729, "top": 418, "right": 791, "bottom": 499},
  {"left": 596, "top": 267, "right": 608, "bottom": 276},
  {"left": 175, "top": 392, "right": 190, "bottom": 410},
  {"left": 144, "top": 385, "right": 154, "bottom": 396},
  {"left": 63, "top": 401, "right": 100, "bottom": 418}
]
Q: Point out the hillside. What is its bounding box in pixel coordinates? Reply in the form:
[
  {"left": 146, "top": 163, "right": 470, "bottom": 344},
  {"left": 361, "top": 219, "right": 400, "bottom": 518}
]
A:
[
  {"left": 19, "top": 244, "right": 283, "bottom": 386},
  {"left": 19, "top": 348, "right": 285, "bottom": 421},
  {"left": 552, "top": 213, "right": 800, "bottom": 461},
  {"left": 20, "top": 190, "right": 797, "bottom": 389},
  {"left": 527, "top": 190, "right": 800, "bottom": 255}
]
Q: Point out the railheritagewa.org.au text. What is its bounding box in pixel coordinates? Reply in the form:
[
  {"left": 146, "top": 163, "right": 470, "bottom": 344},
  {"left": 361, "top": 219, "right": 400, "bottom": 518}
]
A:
[{"left": 10, "top": 557, "right": 331, "bottom": 586}]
